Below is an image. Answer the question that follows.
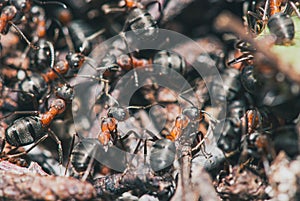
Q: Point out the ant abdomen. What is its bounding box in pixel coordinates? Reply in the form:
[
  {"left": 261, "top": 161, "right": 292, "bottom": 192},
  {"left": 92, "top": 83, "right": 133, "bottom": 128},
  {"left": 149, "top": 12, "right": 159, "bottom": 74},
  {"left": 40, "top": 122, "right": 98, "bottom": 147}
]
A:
[
  {"left": 5, "top": 116, "right": 43, "bottom": 147},
  {"left": 150, "top": 139, "right": 176, "bottom": 172},
  {"left": 127, "top": 7, "right": 158, "bottom": 39},
  {"left": 267, "top": 13, "right": 295, "bottom": 45}
]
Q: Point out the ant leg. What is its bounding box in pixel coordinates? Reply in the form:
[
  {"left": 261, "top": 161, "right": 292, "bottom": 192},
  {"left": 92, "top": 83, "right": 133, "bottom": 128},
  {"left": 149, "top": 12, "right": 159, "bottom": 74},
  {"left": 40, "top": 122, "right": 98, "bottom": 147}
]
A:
[
  {"left": 80, "top": 28, "right": 106, "bottom": 53},
  {"left": 144, "top": 129, "right": 159, "bottom": 141},
  {"left": 247, "top": 11, "right": 263, "bottom": 21},
  {"left": 120, "top": 130, "right": 139, "bottom": 143},
  {"left": 77, "top": 75, "right": 119, "bottom": 107},
  {"left": 81, "top": 148, "right": 96, "bottom": 181},
  {"left": 6, "top": 88, "right": 39, "bottom": 110},
  {"left": 145, "top": 0, "right": 164, "bottom": 22},
  {"left": 119, "top": 31, "right": 139, "bottom": 87},
  {"left": 289, "top": 1, "right": 300, "bottom": 18},
  {"left": 120, "top": 130, "right": 139, "bottom": 154},
  {"left": 0, "top": 138, "right": 5, "bottom": 154},
  {"left": 48, "top": 129, "right": 63, "bottom": 165},
  {"left": 0, "top": 111, "right": 39, "bottom": 121},
  {"left": 227, "top": 53, "right": 254, "bottom": 66},
  {"left": 191, "top": 129, "right": 212, "bottom": 152},
  {"left": 235, "top": 41, "right": 256, "bottom": 52},
  {"left": 33, "top": 0, "right": 67, "bottom": 9},
  {"left": 143, "top": 139, "right": 149, "bottom": 164},
  {"left": 7, "top": 134, "right": 49, "bottom": 159},
  {"left": 84, "top": 57, "right": 119, "bottom": 72},
  {"left": 127, "top": 102, "right": 158, "bottom": 110},
  {"left": 133, "top": 138, "right": 143, "bottom": 155},
  {"left": 101, "top": 4, "right": 126, "bottom": 14},
  {"left": 262, "top": 0, "right": 269, "bottom": 21},
  {"left": 8, "top": 22, "right": 39, "bottom": 50},
  {"left": 198, "top": 134, "right": 212, "bottom": 159},
  {"left": 62, "top": 26, "right": 75, "bottom": 52},
  {"left": 64, "top": 133, "right": 80, "bottom": 176}
]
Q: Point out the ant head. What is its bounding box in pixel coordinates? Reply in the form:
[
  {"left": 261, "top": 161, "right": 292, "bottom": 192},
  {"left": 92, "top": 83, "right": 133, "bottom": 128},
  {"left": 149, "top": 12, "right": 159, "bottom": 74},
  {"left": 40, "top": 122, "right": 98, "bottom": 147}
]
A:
[
  {"left": 101, "top": 54, "right": 119, "bottom": 71},
  {"left": 107, "top": 107, "right": 129, "bottom": 121},
  {"left": 10, "top": 0, "right": 31, "bottom": 12},
  {"left": 117, "top": 54, "right": 131, "bottom": 68},
  {"left": 66, "top": 52, "right": 85, "bottom": 69},
  {"left": 50, "top": 98, "right": 66, "bottom": 114},
  {"left": 182, "top": 107, "right": 203, "bottom": 121},
  {"left": 55, "top": 84, "right": 74, "bottom": 102},
  {"left": 30, "top": 5, "right": 45, "bottom": 17},
  {"left": 228, "top": 99, "right": 246, "bottom": 119},
  {"left": 57, "top": 7, "right": 72, "bottom": 25},
  {"left": 175, "top": 115, "right": 189, "bottom": 129}
]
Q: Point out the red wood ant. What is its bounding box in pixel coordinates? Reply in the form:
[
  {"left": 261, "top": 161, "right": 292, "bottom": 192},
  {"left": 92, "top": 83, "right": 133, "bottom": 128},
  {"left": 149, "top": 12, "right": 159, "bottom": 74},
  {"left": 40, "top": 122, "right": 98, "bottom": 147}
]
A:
[
  {"left": 0, "top": 98, "right": 66, "bottom": 164},
  {"left": 102, "top": 0, "right": 162, "bottom": 39},
  {"left": 0, "top": 0, "right": 67, "bottom": 49},
  {"left": 98, "top": 104, "right": 157, "bottom": 149}
]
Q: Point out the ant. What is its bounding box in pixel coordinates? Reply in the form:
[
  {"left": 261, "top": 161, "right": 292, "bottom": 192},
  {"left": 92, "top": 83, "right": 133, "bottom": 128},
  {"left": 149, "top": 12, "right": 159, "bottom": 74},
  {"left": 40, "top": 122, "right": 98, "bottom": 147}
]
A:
[
  {"left": 0, "top": 0, "right": 67, "bottom": 50},
  {"left": 102, "top": 0, "right": 162, "bottom": 40},
  {"left": 101, "top": 48, "right": 187, "bottom": 88},
  {"left": 231, "top": 0, "right": 299, "bottom": 67},
  {"left": 164, "top": 105, "right": 218, "bottom": 158},
  {"left": 18, "top": 40, "right": 70, "bottom": 106},
  {"left": 0, "top": 74, "right": 39, "bottom": 112},
  {"left": 28, "top": 21, "right": 105, "bottom": 72},
  {"left": 240, "top": 107, "right": 280, "bottom": 135},
  {"left": 74, "top": 72, "right": 159, "bottom": 149},
  {"left": 116, "top": 50, "right": 187, "bottom": 75},
  {"left": 149, "top": 138, "right": 176, "bottom": 173},
  {"left": 227, "top": 41, "right": 255, "bottom": 67},
  {"left": 0, "top": 98, "right": 66, "bottom": 164},
  {"left": 63, "top": 134, "right": 102, "bottom": 180},
  {"left": 238, "top": 129, "right": 276, "bottom": 176},
  {"left": 97, "top": 104, "right": 157, "bottom": 150},
  {"left": 19, "top": 34, "right": 109, "bottom": 107},
  {"left": 211, "top": 66, "right": 242, "bottom": 104},
  {"left": 247, "top": 0, "right": 298, "bottom": 45}
]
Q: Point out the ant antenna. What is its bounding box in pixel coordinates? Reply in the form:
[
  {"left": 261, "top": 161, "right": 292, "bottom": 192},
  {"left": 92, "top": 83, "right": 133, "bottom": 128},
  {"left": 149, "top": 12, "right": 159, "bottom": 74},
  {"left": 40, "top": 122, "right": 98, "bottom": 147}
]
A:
[
  {"left": 62, "top": 26, "right": 75, "bottom": 52},
  {"left": 262, "top": 0, "right": 269, "bottom": 22},
  {"left": 289, "top": 1, "right": 300, "bottom": 18},
  {"left": 191, "top": 126, "right": 213, "bottom": 152},
  {"left": 177, "top": 90, "right": 197, "bottom": 108},
  {"left": 80, "top": 57, "right": 116, "bottom": 74},
  {"left": 126, "top": 102, "right": 158, "bottom": 110},
  {"left": 119, "top": 32, "right": 139, "bottom": 87},
  {"left": 200, "top": 110, "right": 219, "bottom": 123},
  {"left": 102, "top": 4, "right": 126, "bottom": 14},
  {"left": 80, "top": 28, "right": 106, "bottom": 53},
  {"left": 49, "top": 19, "right": 74, "bottom": 51},
  {"left": 144, "top": 0, "right": 164, "bottom": 23},
  {"left": 177, "top": 88, "right": 219, "bottom": 123},
  {"left": 46, "top": 41, "right": 55, "bottom": 69},
  {"left": 77, "top": 75, "right": 119, "bottom": 106},
  {"left": 9, "top": 22, "right": 39, "bottom": 50},
  {"left": 45, "top": 41, "right": 72, "bottom": 88},
  {"left": 33, "top": 0, "right": 67, "bottom": 9}
]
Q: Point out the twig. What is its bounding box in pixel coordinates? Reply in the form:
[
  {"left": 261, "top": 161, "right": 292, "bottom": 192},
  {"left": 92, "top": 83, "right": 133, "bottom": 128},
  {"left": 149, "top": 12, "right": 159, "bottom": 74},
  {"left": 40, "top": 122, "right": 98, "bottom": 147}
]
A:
[
  {"left": 191, "top": 166, "right": 221, "bottom": 201},
  {"left": 0, "top": 169, "right": 96, "bottom": 201},
  {"left": 93, "top": 171, "right": 175, "bottom": 200}
]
